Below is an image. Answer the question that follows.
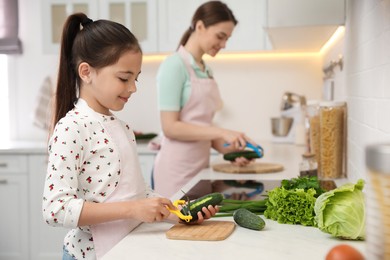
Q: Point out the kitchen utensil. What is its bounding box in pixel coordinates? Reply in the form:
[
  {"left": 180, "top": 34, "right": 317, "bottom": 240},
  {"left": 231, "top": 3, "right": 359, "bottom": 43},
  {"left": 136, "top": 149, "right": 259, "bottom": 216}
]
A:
[
  {"left": 166, "top": 200, "right": 192, "bottom": 222},
  {"left": 212, "top": 162, "right": 284, "bottom": 173},
  {"left": 166, "top": 220, "right": 235, "bottom": 241},
  {"left": 223, "top": 142, "right": 264, "bottom": 158},
  {"left": 271, "top": 117, "right": 294, "bottom": 137}
]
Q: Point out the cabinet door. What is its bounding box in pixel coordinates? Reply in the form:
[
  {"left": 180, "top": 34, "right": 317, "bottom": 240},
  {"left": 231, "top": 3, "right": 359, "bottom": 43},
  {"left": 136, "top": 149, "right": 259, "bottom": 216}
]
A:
[
  {"left": 0, "top": 156, "right": 29, "bottom": 260},
  {"left": 28, "top": 155, "right": 68, "bottom": 260},
  {"left": 99, "top": 0, "right": 158, "bottom": 52},
  {"left": 222, "top": 0, "right": 271, "bottom": 52},
  {"left": 138, "top": 154, "right": 155, "bottom": 186},
  {"left": 42, "top": 0, "right": 99, "bottom": 54},
  {"left": 157, "top": 0, "right": 205, "bottom": 53}
]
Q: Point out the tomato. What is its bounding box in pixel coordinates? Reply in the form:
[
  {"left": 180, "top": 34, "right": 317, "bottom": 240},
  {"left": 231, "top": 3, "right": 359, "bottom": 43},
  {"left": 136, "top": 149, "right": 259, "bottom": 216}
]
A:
[{"left": 326, "top": 244, "right": 364, "bottom": 260}]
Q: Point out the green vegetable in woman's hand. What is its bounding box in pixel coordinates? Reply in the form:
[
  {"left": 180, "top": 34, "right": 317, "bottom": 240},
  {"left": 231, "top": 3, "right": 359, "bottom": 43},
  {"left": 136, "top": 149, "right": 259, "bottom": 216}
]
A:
[{"left": 314, "top": 179, "right": 365, "bottom": 240}]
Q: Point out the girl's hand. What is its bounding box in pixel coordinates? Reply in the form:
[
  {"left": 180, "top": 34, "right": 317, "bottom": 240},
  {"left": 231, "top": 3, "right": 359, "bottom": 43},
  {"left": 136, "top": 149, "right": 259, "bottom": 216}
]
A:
[
  {"left": 186, "top": 205, "right": 219, "bottom": 225},
  {"left": 129, "top": 197, "right": 174, "bottom": 223}
]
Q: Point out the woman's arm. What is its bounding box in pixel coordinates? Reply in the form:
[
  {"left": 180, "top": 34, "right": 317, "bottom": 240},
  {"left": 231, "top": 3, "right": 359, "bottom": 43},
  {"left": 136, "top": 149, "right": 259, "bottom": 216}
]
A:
[{"left": 160, "top": 111, "right": 249, "bottom": 150}]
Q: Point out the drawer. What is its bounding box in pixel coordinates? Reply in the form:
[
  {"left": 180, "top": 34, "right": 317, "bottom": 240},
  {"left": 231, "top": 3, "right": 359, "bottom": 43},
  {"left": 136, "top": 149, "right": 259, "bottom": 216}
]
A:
[{"left": 0, "top": 155, "right": 28, "bottom": 174}]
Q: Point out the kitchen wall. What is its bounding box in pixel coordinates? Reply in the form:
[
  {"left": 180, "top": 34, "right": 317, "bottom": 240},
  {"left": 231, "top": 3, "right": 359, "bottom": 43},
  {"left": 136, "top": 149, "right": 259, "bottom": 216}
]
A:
[
  {"left": 9, "top": 0, "right": 324, "bottom": 142},
  {"left": 323, "top": 0, "right": 390, "bottom": 182}
]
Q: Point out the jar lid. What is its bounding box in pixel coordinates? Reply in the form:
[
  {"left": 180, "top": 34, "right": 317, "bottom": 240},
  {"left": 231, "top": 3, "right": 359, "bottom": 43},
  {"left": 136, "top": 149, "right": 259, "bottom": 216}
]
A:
[
  {"left": 302, "top": 152, "right": 315, "bottom": 158},
  {"left": 366, "top": 143, "right": 390, "bottom": 174},
  {"left": 319, "top": 101, "right": 346, "bottom": 107}
]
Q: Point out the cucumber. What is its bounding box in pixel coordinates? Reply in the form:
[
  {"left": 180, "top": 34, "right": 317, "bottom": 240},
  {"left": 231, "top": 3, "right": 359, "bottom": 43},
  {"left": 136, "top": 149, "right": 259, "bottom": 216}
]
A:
[
  {"left": 134, "top": 133, "right": 158, "bottom": 140},
  {"left": 233, "top": 208, "right": 266, "bottom": 230},
  {"left": 223, "top": 150, "right": 260, "bottom": 161},
  {"left": 181, "top": 192, "right": 224, "bottom": 222}
]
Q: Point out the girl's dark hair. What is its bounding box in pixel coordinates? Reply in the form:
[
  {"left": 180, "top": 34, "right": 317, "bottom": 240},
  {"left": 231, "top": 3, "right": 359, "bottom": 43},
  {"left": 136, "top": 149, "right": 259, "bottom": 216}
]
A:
[
  {"left": 178, "top": 1, "right": 237, "bottom": 48},
  {"left": 52, "top": 12, "right": 141, "bottom": 129}
]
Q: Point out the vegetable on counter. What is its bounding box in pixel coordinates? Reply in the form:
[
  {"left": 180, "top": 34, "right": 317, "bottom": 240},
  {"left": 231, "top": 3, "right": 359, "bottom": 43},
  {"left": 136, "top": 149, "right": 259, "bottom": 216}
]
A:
[
  {"left": 314, "top": 179, "right": 365, "bottom": 240},
  {"left": 181, "top": 192, "right": 224, "bottom": 223},
  {"left": 233, "top": 208, "right": 266, "bottom": 231},
  {"left": 263, "top": 176, "right": 325, "bottom": 226},
  {"left": 325, "top": 244, "right": 364, "bottom": 260}
]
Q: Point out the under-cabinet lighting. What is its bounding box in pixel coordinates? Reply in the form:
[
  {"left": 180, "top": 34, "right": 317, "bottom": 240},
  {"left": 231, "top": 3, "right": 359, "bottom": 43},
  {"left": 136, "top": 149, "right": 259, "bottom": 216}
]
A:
[
  {"left": 320, "top": 26, "right": 345, "bottom": 54},
  {"left": 143, "top": 51, "right": 320, "bottom": 62}
]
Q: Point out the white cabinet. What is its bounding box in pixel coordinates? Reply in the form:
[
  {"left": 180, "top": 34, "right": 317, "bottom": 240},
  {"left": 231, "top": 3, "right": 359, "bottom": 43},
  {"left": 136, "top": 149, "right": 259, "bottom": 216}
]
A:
[
  {"left": 42, "top": 0, "right": 99, "bottom": 54},
  {"left": 29, "top": 155, "right": 68, "bottom": 260},
  {"left": 99, "top": 0, "right": 158, "bottom": 52},
  {"left": 42, "top": 0, "right": 271, "bottom": 54},
  {"left": 0, "top": 155, "right": 29, "bottom": 260},
  {"left": 265, "top": 0, "right": 345, "bottom": 52},
  {"left": 157, "top": 0, "right": 270, "bottom": 53}
]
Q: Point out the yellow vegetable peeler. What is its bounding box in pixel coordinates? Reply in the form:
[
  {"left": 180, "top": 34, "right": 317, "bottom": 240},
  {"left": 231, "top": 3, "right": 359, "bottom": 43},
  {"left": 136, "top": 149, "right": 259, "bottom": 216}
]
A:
[{"left": 167, "top": 199, "right": 193, "bottom": 222}]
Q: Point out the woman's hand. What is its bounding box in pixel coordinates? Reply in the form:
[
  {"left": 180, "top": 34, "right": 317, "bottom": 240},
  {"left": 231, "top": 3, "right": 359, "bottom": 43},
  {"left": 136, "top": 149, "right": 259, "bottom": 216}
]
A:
[{"left": 231, "top": 156, "right": 253, "bottom": 167}]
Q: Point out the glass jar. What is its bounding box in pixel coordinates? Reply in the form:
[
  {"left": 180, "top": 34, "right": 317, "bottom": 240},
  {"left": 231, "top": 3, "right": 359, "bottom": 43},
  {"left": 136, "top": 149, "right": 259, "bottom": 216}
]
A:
[
  {"left": 318, "top": 101, "right": 346, "bottom": 179},
  {"left": 306, "top": 102, "right": 320, "bottom": 163},
  {"left": 299, "top": 152, "right": 318, "bottom": 177},
  {"left": 366, "top": 144, "right": 390, "bottom": 260}
]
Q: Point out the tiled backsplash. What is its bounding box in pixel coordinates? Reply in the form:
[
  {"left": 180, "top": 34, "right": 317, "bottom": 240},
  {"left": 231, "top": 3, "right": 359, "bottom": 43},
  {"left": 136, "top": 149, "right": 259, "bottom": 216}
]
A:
[{"left": 324, "top": 0, "right": 390, "bottom": 181}]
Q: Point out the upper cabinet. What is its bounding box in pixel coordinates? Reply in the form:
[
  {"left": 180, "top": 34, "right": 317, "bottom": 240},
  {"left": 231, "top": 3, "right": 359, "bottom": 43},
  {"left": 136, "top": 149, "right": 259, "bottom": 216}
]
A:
[
  {"left": 99, "top": 0, "right": 158, "bottom": 52},
  {"left": 265, "top": 0, "right": 345, "bottom": 52},
  {"left": 42, "top": 0, "right": 344, "bottom": 54},
  {"left": 42, "top": 0, "right": 99, "bottom": 54}
]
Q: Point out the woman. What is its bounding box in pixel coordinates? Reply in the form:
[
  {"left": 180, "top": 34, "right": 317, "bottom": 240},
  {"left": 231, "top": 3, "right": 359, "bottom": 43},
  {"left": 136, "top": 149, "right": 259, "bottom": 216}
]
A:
[{"left": 153, "top": 1, "right": 257, "bottom": 199}]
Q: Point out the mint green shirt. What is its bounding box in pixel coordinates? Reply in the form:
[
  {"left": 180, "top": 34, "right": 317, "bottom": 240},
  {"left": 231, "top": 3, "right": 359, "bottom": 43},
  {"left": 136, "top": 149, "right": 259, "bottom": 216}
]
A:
[{"left": 157, "top": 50, "right": 213, "bottom": 111}]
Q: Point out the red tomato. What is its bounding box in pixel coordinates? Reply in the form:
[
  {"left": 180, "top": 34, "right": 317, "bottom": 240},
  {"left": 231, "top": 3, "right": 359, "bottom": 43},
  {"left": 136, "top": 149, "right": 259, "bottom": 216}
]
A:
[{"left": 326, "top": 244, "right": 364, "bottom": 260}]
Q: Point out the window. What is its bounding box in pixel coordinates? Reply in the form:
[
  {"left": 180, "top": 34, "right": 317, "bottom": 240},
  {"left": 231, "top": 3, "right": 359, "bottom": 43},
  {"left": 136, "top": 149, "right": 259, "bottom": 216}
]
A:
[{"left": 0, "top": 54, "right": 9, "bottom": 141}]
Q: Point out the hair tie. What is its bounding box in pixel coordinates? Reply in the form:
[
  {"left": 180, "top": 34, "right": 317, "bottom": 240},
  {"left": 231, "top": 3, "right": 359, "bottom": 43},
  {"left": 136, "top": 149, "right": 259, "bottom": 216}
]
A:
[{"left": 81, "top": 17, "right": 93, "bottom": 27}]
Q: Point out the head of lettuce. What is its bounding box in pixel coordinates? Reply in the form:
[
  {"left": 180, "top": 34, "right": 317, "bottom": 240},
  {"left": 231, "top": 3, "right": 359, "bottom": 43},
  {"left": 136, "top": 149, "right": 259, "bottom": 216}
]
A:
[{"left": 314, "top": 179, "right": 365, "bottom": 240}]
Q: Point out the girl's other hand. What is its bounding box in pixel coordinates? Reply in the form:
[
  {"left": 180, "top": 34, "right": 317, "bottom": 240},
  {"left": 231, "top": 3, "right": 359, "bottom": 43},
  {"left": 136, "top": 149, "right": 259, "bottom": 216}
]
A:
[{"left": 191, "top": 205, "right": 219, "bottom": 224}]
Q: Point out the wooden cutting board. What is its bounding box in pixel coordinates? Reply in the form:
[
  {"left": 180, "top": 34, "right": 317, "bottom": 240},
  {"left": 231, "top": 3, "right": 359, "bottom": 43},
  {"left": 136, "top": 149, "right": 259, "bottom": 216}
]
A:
[
  {"left": 212, "top": 162, "right": 284, "bottom": 174},
  {"left": 166, "top": 221, "right": 235, "bottom": 241}
]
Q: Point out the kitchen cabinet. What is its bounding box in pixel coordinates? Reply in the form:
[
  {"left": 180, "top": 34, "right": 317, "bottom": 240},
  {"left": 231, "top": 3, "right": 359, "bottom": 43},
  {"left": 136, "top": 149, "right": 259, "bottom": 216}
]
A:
[
  {"left": 42, "top": 0, "right": 99, "bottom": 54},
  {"left": 99, "top": 0, "right": 158, "bottom": 52},
  {"left": 0, "top": 155, "right": 29, "bottom": 260},
  {"left": 265, "top": 0, "right": 345, "bottom": 52},
  {"left": 42, "top": 0, "right": 271, "bottom": 54},
  {"left": 157, "top": 0, "right": 271, "bottom": 53}
]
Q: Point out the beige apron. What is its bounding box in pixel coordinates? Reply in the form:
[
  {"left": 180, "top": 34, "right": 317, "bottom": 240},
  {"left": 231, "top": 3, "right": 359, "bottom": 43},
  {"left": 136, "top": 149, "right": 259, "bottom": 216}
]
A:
[
  {"left": 154, "top": 46, "right": 222, "bottom": 199},
  {"left": 90, "top": 118, "right": 146, "bottom": 259}
]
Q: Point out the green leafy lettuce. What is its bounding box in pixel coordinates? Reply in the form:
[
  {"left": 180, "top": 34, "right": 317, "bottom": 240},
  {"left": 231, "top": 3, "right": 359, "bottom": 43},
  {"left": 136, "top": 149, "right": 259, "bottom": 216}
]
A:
[
  {"left": 314, "top": 179, "right": 365, "bottom": 240},
  {"left": 264, "top": 187, "right": 318, "bottom": 226}
]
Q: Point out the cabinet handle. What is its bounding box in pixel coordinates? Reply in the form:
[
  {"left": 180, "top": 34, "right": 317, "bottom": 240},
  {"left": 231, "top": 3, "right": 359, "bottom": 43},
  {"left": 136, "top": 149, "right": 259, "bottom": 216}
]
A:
[
  {"left": 0, "top": 179, "right": 7, "bottom": 184},
  {"left": 0, "top": 163, "right": 7, "bottom": 168}
]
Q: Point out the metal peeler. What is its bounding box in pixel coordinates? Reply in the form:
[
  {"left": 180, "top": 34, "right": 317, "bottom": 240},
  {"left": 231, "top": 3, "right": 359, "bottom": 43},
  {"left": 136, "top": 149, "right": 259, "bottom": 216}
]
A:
[
  {"left": 224, "top": 142, "right": 264, "bottom": 158},
  {"left": 166, "top": 199, "right": 193, "bottom": 222}
]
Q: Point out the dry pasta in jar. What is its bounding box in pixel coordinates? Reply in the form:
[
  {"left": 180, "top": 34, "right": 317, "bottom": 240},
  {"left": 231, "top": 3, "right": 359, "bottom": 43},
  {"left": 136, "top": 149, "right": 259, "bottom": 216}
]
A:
[{"left": 318, "top": 101, "right": 346, "bottom": 179}]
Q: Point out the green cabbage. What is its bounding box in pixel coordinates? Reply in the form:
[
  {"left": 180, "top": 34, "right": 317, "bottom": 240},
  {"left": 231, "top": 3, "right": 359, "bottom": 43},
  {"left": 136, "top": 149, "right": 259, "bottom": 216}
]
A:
[{"left": 314, "top": 179, "right": 365, "bottom": 240}]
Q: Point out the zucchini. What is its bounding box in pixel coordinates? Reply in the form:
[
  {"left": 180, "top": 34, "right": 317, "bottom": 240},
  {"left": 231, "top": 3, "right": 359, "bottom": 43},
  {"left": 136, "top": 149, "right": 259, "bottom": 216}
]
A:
[
  {"left": 181, "top": 192, "right": 224, "bottom": 222},
  {"left": 233, "top": 208, "right": 266, "bottom": 230},
  {"left": 223, "top": 150, "right": 260, "bottom": 161},
  {"left": 134, "top": 133, "right": 158, "bottom": 140}
]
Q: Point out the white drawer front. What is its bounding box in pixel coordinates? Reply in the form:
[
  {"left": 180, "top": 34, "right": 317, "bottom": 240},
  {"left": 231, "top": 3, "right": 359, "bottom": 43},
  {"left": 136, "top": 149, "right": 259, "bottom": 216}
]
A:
[{"left": 0, "top": 155, "right": 28, "bottom": 174}]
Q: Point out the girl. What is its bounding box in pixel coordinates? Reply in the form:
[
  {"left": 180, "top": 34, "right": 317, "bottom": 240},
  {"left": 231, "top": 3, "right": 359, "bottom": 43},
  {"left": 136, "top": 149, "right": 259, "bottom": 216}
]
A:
[
  {"left": 153, "top": 1, "right": 258, "bottom": 199},
  {"left": 42, "top": 13, "right": 217, "bottom": 260}
]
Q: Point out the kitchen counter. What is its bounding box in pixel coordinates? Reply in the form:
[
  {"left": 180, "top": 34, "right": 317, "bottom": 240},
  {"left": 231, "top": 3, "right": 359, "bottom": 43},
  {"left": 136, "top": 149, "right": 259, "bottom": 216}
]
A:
[
  {"left": 102, "top": 217, "right": 365, "bottom": 260},
  {"left": 103, "top": 142, "right": 363, "bottom": 260}
]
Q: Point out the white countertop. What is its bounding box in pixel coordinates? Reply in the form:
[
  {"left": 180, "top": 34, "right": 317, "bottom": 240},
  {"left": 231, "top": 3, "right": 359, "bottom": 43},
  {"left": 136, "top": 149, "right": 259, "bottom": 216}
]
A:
[
  {"left": 102, "top": 217, "right": 365, "bottom": 260},
  {"left": 103, "top": 142, "right": 364, "bottom": 260}
]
